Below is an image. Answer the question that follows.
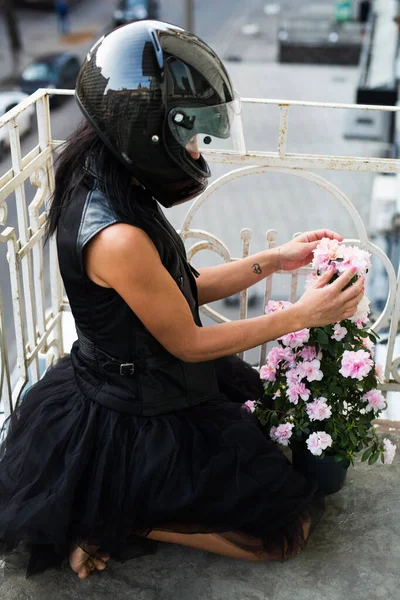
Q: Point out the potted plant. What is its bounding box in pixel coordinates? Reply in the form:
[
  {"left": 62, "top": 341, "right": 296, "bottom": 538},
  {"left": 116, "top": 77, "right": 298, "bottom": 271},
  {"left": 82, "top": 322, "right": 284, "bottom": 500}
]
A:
[{"left": 246, "top": 238, "right": 396, "bottom": 494}]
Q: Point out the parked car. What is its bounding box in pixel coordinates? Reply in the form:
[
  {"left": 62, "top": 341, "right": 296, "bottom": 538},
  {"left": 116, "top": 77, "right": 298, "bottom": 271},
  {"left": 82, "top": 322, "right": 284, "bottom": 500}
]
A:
[
  {"left": 19, "top": 52, "right": 81, "bottom": 105},
  {"left": 0, "top": 91, "right": 35, "bottom": 162},
  {"left": 112, "top": 0, "right": 159, "bottom": 27},
  {"left": 16, "top": 0, "right": 82, "bottom": 8}
]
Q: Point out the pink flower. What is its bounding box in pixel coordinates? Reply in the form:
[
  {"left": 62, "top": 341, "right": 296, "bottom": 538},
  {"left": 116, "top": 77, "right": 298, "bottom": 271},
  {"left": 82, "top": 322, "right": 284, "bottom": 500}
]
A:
[
  {"left": 287, "top": 382, "right": 310, "bottom": 404},
  {"left": 332, "top": 323, "right": 347, "bottom": 341},
  {"left": 361, "top": 336, "right": 375, "bottom": 356},
  {"left": 351, "top": 296, "right": 370, "bottom": 325},
  {"left": 300, "top": 346, "right": 321, "bottom": 361},
  {"left": 294, "top": 362, "right": 307, "bottom": 379},
  {"left": 339, "top": 349, "right": 374, "bottom": 381},
  {"left": 375, "top": 363, "right": 384, "bottom": 384},
  {"left": 306, "top": 431, "right": 333, "bottom": 456},
  {"left": 306, "top": 397, "right": 332, "bottom": 421},
  {"left": 244, "top": 400, "right": 256, "bottom": 413},
  {"left": 265, "top": 300, "right": 293, "bottom": 314},
  {"left": 318, "top": 431, "right": 333, "bottom": 448},
  {"left": 286, "top": 367, "right": 302, "bottom": 386},
  {"left": 267, "top": 346, "right": 295, "bottom": 369},
  {"left": 280, "top": 347, "right": 296, "bottom": 365},
  {"left": 302, "top": 359, "right": 323, "bottom": 382},
  {"left": 267, "top": 347, "right": 284, "bottom": 369},
  {"left": 362, "top": 389, "right": 386, "bottom": 413},
  {"left": 279, "top": 328, "right": 310, "bottom": 349},
  {"left": 383, "top": 438, "right": 396, "bottom": 464},
  {"left": 312, "top": 239, "right": 371, "bottom": 279},
  {"left": 312, "top": 238, "right": 341, "bottom": 273},
  {"left": 270, "top": 422, "right": 294, "bottom": 446},
  {"left": 260, "top": 363, "right": 276, "bottom": 382},
  {"left": 336, "top": 245, "right": 371, "bottom": 278}
]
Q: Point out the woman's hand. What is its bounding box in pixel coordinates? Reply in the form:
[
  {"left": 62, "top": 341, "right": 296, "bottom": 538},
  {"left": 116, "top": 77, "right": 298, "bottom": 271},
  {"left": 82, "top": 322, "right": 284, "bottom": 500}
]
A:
[
  {"left": 277, "top": 229, "right": 343, "bottom": 272},
  {"left": 295, "top": 267, "right": 364, "bottom": 328}
]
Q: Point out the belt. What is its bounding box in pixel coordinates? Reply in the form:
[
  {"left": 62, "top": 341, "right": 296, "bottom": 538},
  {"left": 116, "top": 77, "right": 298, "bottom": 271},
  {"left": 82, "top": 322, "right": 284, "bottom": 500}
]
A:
[
  {"left": 76, "top": 328, "right": 143, "bottom": 376},
  {"left": 102, "top": 361, "right": 138, "bottom": 376}
]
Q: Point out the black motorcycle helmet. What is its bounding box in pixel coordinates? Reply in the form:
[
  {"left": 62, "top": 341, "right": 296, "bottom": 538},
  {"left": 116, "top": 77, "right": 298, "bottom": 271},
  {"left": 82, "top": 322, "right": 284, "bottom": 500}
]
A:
[{"left": 75, "top": 20, "right": 244, "bottom": 207}]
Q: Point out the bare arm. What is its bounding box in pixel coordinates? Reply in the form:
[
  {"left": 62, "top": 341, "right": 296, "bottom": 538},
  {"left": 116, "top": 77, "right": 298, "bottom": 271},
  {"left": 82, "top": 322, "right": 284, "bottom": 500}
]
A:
[
  {"left": 196, "top": 249, "right": 279, "bottom": 306},
  {"left": 195, "top": 228, "right": 344, "bottom": 306},
  {"left": 85, "top": 224, "right": 364, "bottom": 363}
]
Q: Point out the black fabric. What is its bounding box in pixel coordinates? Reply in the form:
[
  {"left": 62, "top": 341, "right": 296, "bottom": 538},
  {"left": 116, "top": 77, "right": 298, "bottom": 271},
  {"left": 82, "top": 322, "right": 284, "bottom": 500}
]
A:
[
  {"left": 0, "top": 356, "right": 319, "bottom": 569},
  {"left": 214, "top": 354, "right": 265, "bottom": 404},
  {"left": 56, "top": 169, "right": 219, "bottom": 415},
  {"left": 0, "top": 168, "right": 324, "bottom": 572}
]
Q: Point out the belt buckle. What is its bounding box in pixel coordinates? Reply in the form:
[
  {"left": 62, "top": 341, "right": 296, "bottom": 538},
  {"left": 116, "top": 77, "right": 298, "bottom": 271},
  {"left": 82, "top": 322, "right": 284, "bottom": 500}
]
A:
[{"left": 120, "top": 363, "right": 135, "bottom": 376}]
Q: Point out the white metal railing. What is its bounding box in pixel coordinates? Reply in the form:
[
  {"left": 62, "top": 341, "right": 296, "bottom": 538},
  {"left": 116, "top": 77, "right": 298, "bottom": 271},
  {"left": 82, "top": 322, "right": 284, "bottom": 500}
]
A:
[
  {"left": 205, "top": 97, "right": 400, "bottom": 173},
  {"left": 1, "top": 88, "right": 400, "bottom": 420}
]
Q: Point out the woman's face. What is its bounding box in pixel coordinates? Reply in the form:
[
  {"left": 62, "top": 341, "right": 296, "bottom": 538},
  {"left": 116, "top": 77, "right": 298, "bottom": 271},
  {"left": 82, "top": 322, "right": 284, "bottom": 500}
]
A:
[{"left": 185, "top": 135, "right": 200, "bottom": 160}]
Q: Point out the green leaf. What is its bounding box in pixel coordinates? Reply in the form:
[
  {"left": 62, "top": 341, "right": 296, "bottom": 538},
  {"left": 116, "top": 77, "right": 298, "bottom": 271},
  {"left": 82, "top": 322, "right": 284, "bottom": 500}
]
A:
[
  {"left": 333, "top": 454, "right": 344, "bottom": 463},
  {"left": 255, "top": 410, "right": 267, "bottom": 427},
  {"left": 362, "top": 448, "right": 373, "bottom": 463},
  {"left": 316, "top": 329, "right": 329, "bottom": 345},
  {"left": 349, "top": 431, "right": 357, "bottom": 446},
  {"left": 368, "top": 453, "right": 379, "bottom": 466},
  {"left": 358, "top": 425, "right": 366, "bottom": 437},
  {"left": 270, "top": 412, "right": 279, "bottom": 427},
  {"left": 368, "top": 329, "right": 380, "bottom": 341}
]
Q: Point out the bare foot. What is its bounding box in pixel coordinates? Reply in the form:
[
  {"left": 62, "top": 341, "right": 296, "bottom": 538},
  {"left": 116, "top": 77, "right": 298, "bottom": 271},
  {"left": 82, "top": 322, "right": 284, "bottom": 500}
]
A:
[
  {"left": 69, "top": 545, "right": 110, "bottom": 579},
  {"left": 281, "top": 514, "right": 312, "bottom": 561},
  {"left": 301, "top": 514, "right": 311, "bottom": 541}
]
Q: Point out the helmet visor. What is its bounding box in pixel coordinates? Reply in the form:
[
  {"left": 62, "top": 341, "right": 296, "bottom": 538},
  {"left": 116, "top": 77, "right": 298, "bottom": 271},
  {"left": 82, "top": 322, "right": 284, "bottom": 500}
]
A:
[{"left": 168, "top": 94, "right": 245, "bottom": 155}]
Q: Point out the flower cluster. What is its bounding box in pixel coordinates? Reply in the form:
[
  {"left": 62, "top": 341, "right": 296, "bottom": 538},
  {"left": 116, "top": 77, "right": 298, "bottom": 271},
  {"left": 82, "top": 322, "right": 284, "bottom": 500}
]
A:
[{"left": 253, "top": 239, "right": 396, "bottom": 467}]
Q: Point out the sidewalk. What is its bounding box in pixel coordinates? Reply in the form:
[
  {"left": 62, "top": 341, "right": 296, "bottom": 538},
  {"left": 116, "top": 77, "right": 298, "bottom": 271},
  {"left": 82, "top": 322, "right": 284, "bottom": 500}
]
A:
[{"left": 0, "top": 0, "right": 113, "bottom": 88}]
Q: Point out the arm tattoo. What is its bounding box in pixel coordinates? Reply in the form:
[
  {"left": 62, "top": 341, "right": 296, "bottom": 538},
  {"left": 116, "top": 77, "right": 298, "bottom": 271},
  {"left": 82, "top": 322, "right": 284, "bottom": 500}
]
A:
[{"left": 252, "top": 263, "right": 262, "bottom": 275}]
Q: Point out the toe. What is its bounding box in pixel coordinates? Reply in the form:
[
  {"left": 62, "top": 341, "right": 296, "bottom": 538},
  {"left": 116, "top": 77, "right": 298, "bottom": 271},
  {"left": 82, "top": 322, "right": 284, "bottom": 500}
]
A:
[{"left": 93, "top": 557, "right": 108, "bottom": 571}]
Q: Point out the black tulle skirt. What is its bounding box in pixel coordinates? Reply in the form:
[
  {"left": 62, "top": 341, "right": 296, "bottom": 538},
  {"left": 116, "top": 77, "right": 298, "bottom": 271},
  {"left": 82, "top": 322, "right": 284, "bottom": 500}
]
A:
[{"left": 0, "top": 355, "right": 323, "bottom": 571}]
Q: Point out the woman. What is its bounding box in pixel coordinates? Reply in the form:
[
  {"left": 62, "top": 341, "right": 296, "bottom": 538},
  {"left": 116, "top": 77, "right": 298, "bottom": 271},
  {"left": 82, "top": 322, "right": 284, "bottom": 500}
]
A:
[{"left": 0, "top": 21, "right": 364, "bottom": 579}]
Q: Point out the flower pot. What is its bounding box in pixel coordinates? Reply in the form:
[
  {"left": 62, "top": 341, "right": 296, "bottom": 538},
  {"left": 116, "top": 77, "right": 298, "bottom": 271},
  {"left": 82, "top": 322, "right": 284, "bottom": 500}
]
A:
[{"left": 291, "top": 449, "right": 348, "bottom": 495}]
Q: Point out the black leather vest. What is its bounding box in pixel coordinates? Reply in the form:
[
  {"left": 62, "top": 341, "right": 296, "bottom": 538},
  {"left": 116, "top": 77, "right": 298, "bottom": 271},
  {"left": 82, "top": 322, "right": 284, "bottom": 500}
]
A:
[{"left": 57, "top": 167, "right": 219, "bottom": 416}]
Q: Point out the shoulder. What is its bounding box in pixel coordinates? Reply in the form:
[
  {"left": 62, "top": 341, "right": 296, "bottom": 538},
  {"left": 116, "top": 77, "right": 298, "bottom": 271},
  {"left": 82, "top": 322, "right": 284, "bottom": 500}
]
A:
[
  {"left": 88, "top": 223, "right": 160, "bottom": 265},
  {"left": 85, "top": 223, "right": 162, "bottom": 288}
]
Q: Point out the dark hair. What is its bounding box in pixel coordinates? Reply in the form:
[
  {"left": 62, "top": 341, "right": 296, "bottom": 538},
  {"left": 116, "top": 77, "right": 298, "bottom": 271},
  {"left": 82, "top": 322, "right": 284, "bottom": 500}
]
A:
[{"left": 46, "top": 120, "right": 153, "bottom": 240}]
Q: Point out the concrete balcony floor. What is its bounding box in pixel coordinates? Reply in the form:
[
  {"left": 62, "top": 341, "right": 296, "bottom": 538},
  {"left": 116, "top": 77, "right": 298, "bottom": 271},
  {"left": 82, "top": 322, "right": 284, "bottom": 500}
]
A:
[{"left": 1, "top": 426, "right": 399, "bottom": 600}]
